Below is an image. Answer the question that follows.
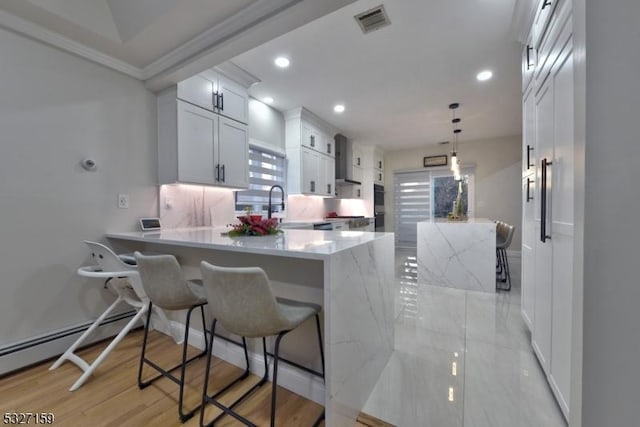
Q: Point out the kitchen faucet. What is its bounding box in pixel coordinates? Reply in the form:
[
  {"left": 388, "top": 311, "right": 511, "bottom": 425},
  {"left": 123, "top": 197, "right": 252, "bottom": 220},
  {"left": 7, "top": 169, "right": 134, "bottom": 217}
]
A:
[{"left": 267, "top": 185, "right": 285, "bottom": 219}]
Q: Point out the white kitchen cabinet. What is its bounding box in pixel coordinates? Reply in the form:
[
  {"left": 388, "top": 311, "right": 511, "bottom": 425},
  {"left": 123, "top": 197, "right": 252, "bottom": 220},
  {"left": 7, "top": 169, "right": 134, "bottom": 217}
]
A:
[
  {"left": 178, "top": 75, "right": 214, "bottom": 111},
  {"left": 336, "top": 184, "right": 362, "bottom": 200},
  {"left": 176, "top": 101, "right": 217, "bottom": 184},
  {"left": 520, "top": 0, "right": 573, "bottom": 419},
  {"left": 217, "top": 116, "right": 249, "bottom": 188},
  {"left": 158, "top": 95, "right": 249, "bottom": 188},
  {"left": 373, "top": 148, "right": 385, "bottom": 185},
  {"left": 177, "top": 70, "right": 249, "bottom": 125},
  {"left": 285, "top": 107, "right": 337, "bottom": 196}
]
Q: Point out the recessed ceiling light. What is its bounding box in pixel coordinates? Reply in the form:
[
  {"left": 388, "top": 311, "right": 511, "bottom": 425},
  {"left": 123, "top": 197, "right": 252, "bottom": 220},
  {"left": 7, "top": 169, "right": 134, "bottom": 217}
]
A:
[
  {"left": 274, "top": 57, "right": 290, "bottom": 68},
  {"left": 477, "top": 70, "right": 493, "bottom": 81},
  {"left": 263, "top": 97, "right": 274, "bottom": 104},
  {"left": 333, "top": 104, "right": 345, "bottom": 113}
]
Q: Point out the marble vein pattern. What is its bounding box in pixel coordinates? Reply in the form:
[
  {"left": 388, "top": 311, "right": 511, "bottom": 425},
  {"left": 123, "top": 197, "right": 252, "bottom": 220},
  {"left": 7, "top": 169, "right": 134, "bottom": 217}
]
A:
[
  {"left": 417, "top": 220, "right": 496, "bottom": 293},
  {"left": 363, "top": 249, "right": 567, "bottom": 427},
  {"left": 325, "top": 234, "right": 395, "bottom": 426}
]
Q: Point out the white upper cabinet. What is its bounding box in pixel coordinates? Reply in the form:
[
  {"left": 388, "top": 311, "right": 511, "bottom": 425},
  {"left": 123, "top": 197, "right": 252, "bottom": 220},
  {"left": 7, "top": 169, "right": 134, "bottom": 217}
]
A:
[
  {"left": 285, "top": 107, "right": 337, "bottom": 196},
  {"left": 178, "top": 75, "right": 214, "bottom": 111},
  {"left": 177, "top": 101, "right": 217, "bottom": 185},
  {"left": 215, "top": 73, "right": 249, "bottom": 125},
  {"left": 217, "top": 116, "right": 249, "bottom": 189},
  {"left": 374, "top": 149, "right": 384, "bottom": 171},
  {"left": 158, "top": 95, "right": 249, "bottom": 188},
  {"left": 177, "top": 69, "right": 250, "bottom": 125}
]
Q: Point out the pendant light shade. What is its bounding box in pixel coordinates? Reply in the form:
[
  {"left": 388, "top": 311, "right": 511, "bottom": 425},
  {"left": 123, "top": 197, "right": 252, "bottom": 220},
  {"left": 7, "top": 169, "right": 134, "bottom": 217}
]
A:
[{"left": 449, "top": 102, "right": 462, "bottom": 181}]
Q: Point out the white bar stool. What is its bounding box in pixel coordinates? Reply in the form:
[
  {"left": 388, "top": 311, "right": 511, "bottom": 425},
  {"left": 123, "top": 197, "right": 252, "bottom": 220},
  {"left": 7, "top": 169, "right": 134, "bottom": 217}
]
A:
[{"left": 48, "top": 241, "right": 176, "bottom": 391}]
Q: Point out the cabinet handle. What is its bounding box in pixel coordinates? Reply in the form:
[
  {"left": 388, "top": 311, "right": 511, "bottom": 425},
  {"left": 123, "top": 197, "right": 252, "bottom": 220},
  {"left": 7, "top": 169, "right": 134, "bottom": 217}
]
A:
[
  {"left": 327, "top": 143, "right": 331, "bottom": 154},
  {"left": 378, "top": 160, "right": 382, "bottom": 169},
  {"left": 527, "top": 145, "right": 534, "bottom": 169},
  {"left": 310, "top": 180, "right": 315, "bottom": 193},
  {"left": 310, "top": 135, "right": 315, "bottom": 147},
  {"left": 219, "top": 92, "right": 224, "bottom": 111},
  {"left": 213, "top": 91, "right": 219, "bottom": 110},
  {"left": 526, "top": 177, "right": 534, "bottom": 202},
  {"left": 540, "top": 158, "right": 552, "bottom": 242},
  {"left": 215, "top": 164, "right": 220, "bottom": 182},
  {"left": 378, "top": 173, "right": 382, "bottom": 182},
  {"left": 526, "top": 45, "right": 534, "bottom": 70},
  {"left": 221, "top": 164, "right": 226, "bottom": 182},
  {"left": 357, "top": 189, "right": 361, "bottom": 198},
  {"left": 541, "top": 0, "right": 551, "bottom": 10},
  {"left": 357, "top": 157, "right": 361, "bottom": 166},
  {"left": 327, "top": 184, "right": 331, "bottom": 195}
]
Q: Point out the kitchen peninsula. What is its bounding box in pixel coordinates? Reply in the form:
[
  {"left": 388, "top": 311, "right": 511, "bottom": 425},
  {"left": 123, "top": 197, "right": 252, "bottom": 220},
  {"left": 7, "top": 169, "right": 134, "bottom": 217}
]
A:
[
  {"left": 106, "top": 227, "right": 394, "bottom": 426},
  {"left": 417, "top": 218, "right": 496, "bottom": 293}
]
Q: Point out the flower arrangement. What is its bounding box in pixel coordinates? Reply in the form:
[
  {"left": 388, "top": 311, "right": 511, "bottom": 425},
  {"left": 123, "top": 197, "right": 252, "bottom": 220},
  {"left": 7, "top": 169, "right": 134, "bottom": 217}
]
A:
[{"left": 227, "top": 207, "right": 282, "bottom": 237}]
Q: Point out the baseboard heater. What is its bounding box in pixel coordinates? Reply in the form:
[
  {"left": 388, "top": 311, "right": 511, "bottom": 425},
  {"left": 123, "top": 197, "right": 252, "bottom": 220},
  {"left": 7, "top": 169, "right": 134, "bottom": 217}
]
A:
[{"left": 0, "top": 310, "right": 137, "bottom": 375}]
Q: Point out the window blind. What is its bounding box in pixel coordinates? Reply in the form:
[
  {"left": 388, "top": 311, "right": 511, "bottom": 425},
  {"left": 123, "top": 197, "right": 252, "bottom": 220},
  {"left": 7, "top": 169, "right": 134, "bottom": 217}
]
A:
[
  {"left": 235, "top": 147, "right": 286, "bottom": 213},
  {"left": 394, "top": 171, "right": 431, "bottom": 247}
]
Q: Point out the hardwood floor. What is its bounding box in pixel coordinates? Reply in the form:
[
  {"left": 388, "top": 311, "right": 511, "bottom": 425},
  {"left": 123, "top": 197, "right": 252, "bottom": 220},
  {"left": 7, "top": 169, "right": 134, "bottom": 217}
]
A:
[{"left": 0, "top": 330, "right": 394, "bottom": 427}]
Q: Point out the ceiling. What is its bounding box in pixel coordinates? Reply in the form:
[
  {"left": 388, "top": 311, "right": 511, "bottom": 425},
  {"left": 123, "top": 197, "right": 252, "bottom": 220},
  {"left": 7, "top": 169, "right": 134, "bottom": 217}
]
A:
[
  {"left": 0, "top": 0, "right": 255, "bottom": 68},
  {"left": 231, "top": 0, "right": 522, "bottom": 150}
]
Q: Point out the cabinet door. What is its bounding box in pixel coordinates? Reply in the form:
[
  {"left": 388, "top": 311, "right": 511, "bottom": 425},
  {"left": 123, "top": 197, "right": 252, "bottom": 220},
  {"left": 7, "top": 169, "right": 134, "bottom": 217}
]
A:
[
  {"left": 217, "top": 116, "right": 249, "bottom": 188},
  {"left": 523, "top": 87, "right": 536, "bottom": 177},
  {"left": 352, "top": 165, "right": 363, "bottom": 184},
  {"left": 301, "top": 122, "right": 325, "bottom": 153},
  {"left": 178, "top": 75, "right": 213, "bottom": 111},
  {"left": 532, "top": 75, "right": 553, "bottom": 372},
  {"left": 177, "top": 101, "right": 216, "bottom": 184},
  {"left": 301, "top": 147, "right": 319, "bottom": 194},
  {"left": 325, "top": 133, "right": 335, "bottom": 158},
  {"left": 522, "top": 34, "right": 537, "bottom": 93},
  {"left": 549, "top": 42, "right": 574, "bottom": 414},
  {"left": 374, "top": 150, "right": 384, "bottom": 171},
  {"left": 324, "top": 155, "right": 335, "bottom": 196},
  {"left": 521, "top": 177, "right": 536, "bottom": 330},
  {"left": 216, "top": 74, "right": 249, "bottom": 124},
  {"left": 352, "top": 146, "right": 363, "bottom": 168},
  {"left": 374, "top": 170, "right": 384, "bottom": 185}
]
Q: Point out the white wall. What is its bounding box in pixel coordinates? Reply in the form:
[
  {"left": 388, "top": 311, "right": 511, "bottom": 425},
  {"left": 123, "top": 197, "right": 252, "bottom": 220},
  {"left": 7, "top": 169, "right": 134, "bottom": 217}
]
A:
[
  {"left": 384, "top": 135, "right": 522, "bottom": 248},
  {"left": 578, "top": 1, "right": 640, "bottom": 426},
  {"left": 248, "top": 98, "right": 285, "bottom": 150},
  {"left": 0, "top": 28, "right": 158, "bottom": 348}
]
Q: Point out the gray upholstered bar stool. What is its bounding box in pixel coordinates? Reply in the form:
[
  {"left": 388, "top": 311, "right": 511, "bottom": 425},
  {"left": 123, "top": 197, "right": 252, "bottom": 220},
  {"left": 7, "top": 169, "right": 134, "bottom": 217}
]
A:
[
  {"left": 496, "top": 223, "right": 515, "bottom": 291},
  {"left": 133, "top": 252, "right": 210, "bottom": 422},
  {"left": 199, "top": 261, "right": 325, "bottom": 427}
]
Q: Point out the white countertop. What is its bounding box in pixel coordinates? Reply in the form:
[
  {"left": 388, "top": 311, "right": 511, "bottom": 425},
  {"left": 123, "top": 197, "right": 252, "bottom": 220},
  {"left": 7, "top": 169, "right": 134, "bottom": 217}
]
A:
[
  {"left": 107, "top": 227, "right": 392, "bottom": 260},
  {"left": 419, "top": 217, "right": 495, "bottom": 224}
]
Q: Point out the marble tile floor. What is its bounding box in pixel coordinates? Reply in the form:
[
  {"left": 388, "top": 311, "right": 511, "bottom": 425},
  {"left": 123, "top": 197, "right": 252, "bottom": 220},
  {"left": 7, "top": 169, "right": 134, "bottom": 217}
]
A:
[{"left": 362, "top": 249, "right": 566, "bottom": 427}]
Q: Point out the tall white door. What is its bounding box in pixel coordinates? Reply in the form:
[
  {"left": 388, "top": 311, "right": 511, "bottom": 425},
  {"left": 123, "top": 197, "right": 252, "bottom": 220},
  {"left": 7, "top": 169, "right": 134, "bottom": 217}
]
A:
[
  {"left": 217, "top": 116, "right": 248, "bottom": 188},
  {"left": 549, "top": 39, "right": 574, "bottom": 413},
  {"left": 533, "top": 75, "right": 554, "bottom": 372},
  {"left": 177, "top": 100, "right": 216, "bottom": 185}
]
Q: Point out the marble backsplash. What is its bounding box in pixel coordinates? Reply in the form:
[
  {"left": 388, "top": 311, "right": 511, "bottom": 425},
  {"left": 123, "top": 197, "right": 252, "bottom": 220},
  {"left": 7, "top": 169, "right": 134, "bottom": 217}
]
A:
[{"left": 159, "top": 184, "right": 371, "bottom": 229}]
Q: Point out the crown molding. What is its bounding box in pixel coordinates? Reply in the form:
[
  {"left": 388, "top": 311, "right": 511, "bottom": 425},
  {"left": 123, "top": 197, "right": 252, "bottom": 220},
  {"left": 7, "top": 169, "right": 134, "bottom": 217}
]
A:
[
  {"left": 214, "top": 61, "right": 261, "bottom": 89},
  {"left": 140, "top": 0, "right": 303, "bottom": 81},
  {"left": 0, "top": 11, "right": 144, "bottom": 80}
]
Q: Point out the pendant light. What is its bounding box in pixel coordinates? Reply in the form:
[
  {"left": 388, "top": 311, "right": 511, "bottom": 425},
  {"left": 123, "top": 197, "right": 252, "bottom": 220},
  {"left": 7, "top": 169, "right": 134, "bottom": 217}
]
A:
[{"left": 449, "top": 103, "right": 462, "bottom": 180}]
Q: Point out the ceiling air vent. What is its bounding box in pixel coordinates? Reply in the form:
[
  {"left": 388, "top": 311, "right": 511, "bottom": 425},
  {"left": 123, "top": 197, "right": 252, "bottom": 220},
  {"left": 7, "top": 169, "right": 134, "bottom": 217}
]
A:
[{"left": 354, "top": 5, "right": 390, "bottom": 34}]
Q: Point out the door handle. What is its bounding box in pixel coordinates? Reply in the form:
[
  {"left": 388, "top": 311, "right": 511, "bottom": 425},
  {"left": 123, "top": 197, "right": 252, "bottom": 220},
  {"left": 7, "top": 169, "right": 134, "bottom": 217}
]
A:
[
  {"left": 526, "top": 177, "right": 534, "bottom": 202},
  {"left": 540, "top": 158, "right": 552, "bottom": 242},
  {"left": 526, "top": 45, "right": 534, "bottom": 70}
]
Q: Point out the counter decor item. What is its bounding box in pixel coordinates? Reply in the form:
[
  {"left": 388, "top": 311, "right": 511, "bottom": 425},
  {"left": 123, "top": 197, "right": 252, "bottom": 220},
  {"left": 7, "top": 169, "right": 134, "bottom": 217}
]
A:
[{"left": 228, "top": 209, "right": 281, "bottom": 236}]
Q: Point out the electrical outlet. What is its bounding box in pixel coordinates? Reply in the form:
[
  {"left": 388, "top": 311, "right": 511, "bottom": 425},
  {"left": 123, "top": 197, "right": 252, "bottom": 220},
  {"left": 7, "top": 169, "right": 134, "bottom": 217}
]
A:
[{"left": 118, "top": 194, "right": 129, "bottom": 209}]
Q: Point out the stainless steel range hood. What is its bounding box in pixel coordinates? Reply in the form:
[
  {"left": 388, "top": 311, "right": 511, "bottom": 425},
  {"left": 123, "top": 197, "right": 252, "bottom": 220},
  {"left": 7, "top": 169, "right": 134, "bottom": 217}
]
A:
[{"left": 334, "top": 134, "right": 362, "bottom": 185}]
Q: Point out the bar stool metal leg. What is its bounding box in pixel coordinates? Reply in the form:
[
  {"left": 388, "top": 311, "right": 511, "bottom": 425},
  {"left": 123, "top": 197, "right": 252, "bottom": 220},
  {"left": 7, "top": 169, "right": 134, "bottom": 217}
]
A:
[{"left": 137, "top": 301, "right": 208, "bottom": 422}]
